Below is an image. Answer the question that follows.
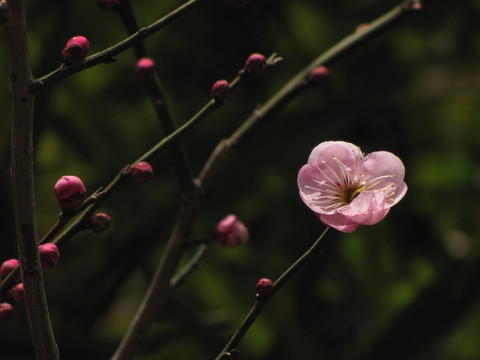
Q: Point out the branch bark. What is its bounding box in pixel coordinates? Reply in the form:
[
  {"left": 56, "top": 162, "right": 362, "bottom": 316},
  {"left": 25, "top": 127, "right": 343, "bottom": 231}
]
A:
[{"left": 2, "top": 0, "right": 59, "bottom": 358}]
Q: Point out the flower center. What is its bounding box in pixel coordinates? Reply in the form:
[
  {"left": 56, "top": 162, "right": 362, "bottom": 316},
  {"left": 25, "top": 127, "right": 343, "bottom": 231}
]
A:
[{"left": 340, "top": 184, "right": 365, "bottom": 205}]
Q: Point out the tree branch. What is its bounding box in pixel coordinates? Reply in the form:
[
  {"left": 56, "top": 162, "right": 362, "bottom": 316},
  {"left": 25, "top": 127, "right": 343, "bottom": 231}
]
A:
[
  {"left": 2, "top": 0, "right": 59, "bottom": 358},
  {"left": 29, "top": 0, "right": 208, "bottom": 94}
]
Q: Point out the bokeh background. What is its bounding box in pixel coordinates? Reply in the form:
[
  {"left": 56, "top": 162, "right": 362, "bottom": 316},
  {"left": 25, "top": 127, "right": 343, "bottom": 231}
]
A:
[{"left": 1, "top": 0, "right": 480, "bottom": 359}]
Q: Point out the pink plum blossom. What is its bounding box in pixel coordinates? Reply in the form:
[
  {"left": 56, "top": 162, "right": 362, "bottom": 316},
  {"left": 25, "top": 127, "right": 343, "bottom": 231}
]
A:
[{"left": 297, "top": 141, "right": 407, "bottom": 232}]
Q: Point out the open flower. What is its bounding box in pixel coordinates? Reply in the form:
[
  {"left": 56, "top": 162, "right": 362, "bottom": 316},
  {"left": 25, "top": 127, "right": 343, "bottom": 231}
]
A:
[{"left": 298, "top": 141, "right": 407, "bottom": 232}]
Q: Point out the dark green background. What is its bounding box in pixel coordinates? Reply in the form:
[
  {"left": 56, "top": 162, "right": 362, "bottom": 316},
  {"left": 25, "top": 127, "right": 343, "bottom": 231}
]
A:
[{"left": 1, "top": 0, "right": 480, "bottom": 359}]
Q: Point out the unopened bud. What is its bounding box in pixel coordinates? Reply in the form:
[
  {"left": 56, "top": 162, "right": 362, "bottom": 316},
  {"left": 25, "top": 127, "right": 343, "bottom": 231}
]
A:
[
  {"left": 256, "top": 278, "right": 273, "bottom": 296},
  {"left": 63, "top": 36, "right": 90, "bottom": 64},
  {"left": 244, "top": 53, "right": 267, "bottom": 75},
  {"left": 308, "top": 66, "right": 329, "bottom": 84},
  {"left": 0, "top": 259, "right": 19, "bottom": 281},
  {"left": 212, "top": 80, "right": 230, "bottom": 102},
  {"left": 410, "top": 2, "right": 422, "bottom": 11},
  {"left": 96, "top": 0, "right": 119, "bottom": 11},
  {"left": 215, "top": 215, "right": 249, "bottom": 247},
  {"left": 225, "top": 0, "right": 251, "bottom": 7},
  {"left": 136, "top": 57, "right": 156, "bottom": 78},
  {"left": 89, "top": 213, "right": 111, "bottom": 233},
  {"left": 129, "top": 162, "right": 154, "bottom": 182},
  {"left": 0, "top": 303, "right": 14, "bottom": 320},
  {"left": 54, "top": 175, "right": 87, "bottom": 212},
  {"left": 39, "top": 243, "right": 60, "bottom": 269},
  {"left": 8, "top": 283, "right": 24, "bottom": 304}
]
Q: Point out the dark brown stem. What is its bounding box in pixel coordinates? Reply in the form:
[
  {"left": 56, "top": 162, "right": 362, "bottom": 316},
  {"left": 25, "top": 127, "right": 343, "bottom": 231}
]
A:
[
  {"left": 2, "top": 0, "right": 59, "bottom": 358},
  {"left": 118, "top": 0, "right": 193, "bottom": 190}
]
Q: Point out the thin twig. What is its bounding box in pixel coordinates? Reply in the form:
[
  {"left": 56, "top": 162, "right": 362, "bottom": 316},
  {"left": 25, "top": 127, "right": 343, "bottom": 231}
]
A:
[
  {"left": 28, "top": 0, "right": 208, "bottom": 93},
  {"left": 118, "top": 0, "right": 194, "bottom": 190},
  {"left": 170, "top": 244, "right": 208, "bottom": 290},
  {"left": 2, "top": 0, "right": 59, "bottom": 358},
  {"left": 215, "top": 227, "right": 331, "bottom": 360}
]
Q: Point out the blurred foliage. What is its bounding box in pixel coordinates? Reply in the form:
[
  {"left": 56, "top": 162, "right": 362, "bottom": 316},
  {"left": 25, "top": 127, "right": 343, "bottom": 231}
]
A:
[{"left": 1, "top": 0, "right": 480, "bottom": 359}]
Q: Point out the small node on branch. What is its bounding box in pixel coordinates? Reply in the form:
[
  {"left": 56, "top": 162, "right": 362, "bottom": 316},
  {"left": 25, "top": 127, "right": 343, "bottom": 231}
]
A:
[
  {"left": 355, "top": 23, "right": 369, "bottom": 33},
  {"left": 54, "top": 175, "right": 87, "bottom": 213},
  {"left": 63, "top": 36, "right": 90, "bottom": 64},
  {"left": 96, "top": 0, "right": 119, "bottom": 11},
  {"left": 215, "top": 215, "right": 249, "bottom": 247},
  {"left": 256, "top": 278, "right": 273, "bottom": 297},
  {"left": 136, "top": 57, "right": 156, "bottom": 79},
  {"left": 225, "top": 0, "right": 251, "bottom": 7},
  {"left": 308, "top": 66, "right": 329, "bottom": 85},
  {"left": 0, "top": 259, "right": 19, "bottom": 281},
  {"left": 88, "top": 213, "right": 112, "bottom": 233},
  {"left": 129, "top": 162, "right": 154, "bottom": 182},
  {"left": 0, "top": 303, "right": 14, "bottom": 320},
  {"left": 8, "top": 283, "right": 24, "bottom": 304},
  {"left": 212, "top": 80, "right": 230, "bottom": 103},
  {"left": 39, "top": 243, "right": 60, "bottom": 269},
  {"left": 243, "top": 53, "right": 267, "bottom": 75}
]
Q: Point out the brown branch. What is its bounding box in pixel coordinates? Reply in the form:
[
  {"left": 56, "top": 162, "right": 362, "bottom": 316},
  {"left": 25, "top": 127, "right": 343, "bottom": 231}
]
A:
[{"left": 2, "top": 0, "right": 59, "bottom": 358}]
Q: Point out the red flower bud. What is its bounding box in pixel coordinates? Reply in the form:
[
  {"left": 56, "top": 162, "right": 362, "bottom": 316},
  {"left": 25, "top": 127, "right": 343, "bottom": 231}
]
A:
[
  {"left": 89, "top": 213, "right": 111, "bottom": 233},
  {"left": 8, "top": 283, "right": 24, "bottom": 304},
  {"left": 96, "top": 0, "right": 119, "bottom": 11},
  {"left": 256, "top": 278, "right": 273, "bottom": 296},
  {"left": 215, "top": 215, "right": 249, "bottom": 247},
  {"left": 0, "top": 259, "right": 19, "bottom": 281},
  {"left": 212, "top": 80, "right": 230, "bottom": 102},
  {"left": 54, "top": 175, "right": 87, "bottom": 212},
  {"left": 225, "top": 0, "right": 251, "bottom": 7},
  {"left": 63, "top": 36, "right": 90, "bottom": 64},
  {"left": 245, "top": 53, "right": 267, "bottom": 75},
  {"left": 0, "top": 303, "right": 14, "bottom": 320},
  {"left": 39, "top": 243, "right": 60, "bottom": 269},
  {"left": 136, "top": 57, "right": 156, "bottom": 78},
  {"left": 129, "top": 162, "right": 154, "bottom": 182},
  {"left": 308, "top": 66, "right": 329, "bottom": 84}
]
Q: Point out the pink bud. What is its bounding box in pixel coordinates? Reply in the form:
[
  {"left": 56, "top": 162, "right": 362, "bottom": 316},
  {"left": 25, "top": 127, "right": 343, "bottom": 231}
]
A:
[
  {"left": 215, "top": 215, "right": 249, "bottom": 247},
  {"left": 410, "top": 2, "right": 422, "bottom": 11},
  {"left": 0, "top": 259, "right": 19, "bottom": 281},
  {"left": 245, "top": 53, "right": 267, "bottom": 75},
  {"left": 39, "top": 243, "right": 60, "bottom": 269},
  {"left": 96, "top": 0, "right": 119, "bottom": 11},
  {"left": 256, "top": 278, "right": 273, "bottom": 296},
  {"left": 212, "top": 80, "right": 230, "bottom": 102},
  {"left": 8, "top": 283, "right": 24, "bottom": 304},
  {"left": 225, "top": 0, "right": 251, "bottom": 7},
  {"left": 129, "top": 162, "right": 154, "bottom": 182},
  {"left": 63, "top": 36, "right": 90, "bottom": 64},
  {"left": 308, "top": 66, "right": 329, "bottom": 84},
  {"left": 136, "top": 57, "right": 156, "bottom": 78},
  {"left": 89, "top": 213, "right": 111, "bottom": 233},
  {"left": 0, "top": 303, "right": 14, "bottom": 320},
  {"left": 54, "top": 175, "right": 87, "bottom": 212}
]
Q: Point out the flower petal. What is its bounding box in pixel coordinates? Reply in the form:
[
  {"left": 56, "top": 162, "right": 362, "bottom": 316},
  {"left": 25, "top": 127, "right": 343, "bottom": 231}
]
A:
[
  {"left": 340, "top": 191, "right": 390, "bottom": 225},
  {"left": 318, "top": 213, "right": 360, "bottom": 233},
  {"left": 363, "top": 151, "right": 407, "bottom": 205}
]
